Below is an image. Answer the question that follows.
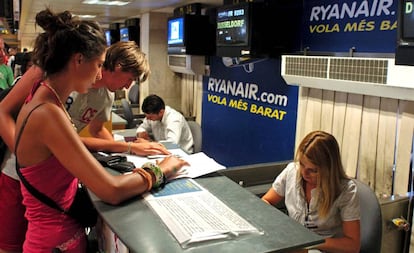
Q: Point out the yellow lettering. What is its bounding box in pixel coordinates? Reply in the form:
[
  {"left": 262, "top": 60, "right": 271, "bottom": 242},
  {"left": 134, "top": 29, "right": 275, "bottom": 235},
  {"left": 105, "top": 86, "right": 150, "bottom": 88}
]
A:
[
  {"left": 357, "top": 19, "right": 368, "bottom": 31},
  {"left": 380, "top": 20, "right": 390, "bottom": 30},
  {"left": 366, "top": 21, "right": 375, "bottom": 31},
  {"left": 217, "top": 19, "right": 244, "bottom": 29},
  {"left": 278, "top": 111, "right": 287, "bottom": 120},
  {"left": 250, "top": 104, "right": 287, "bottom": 120},
  {"left": 250, "top": 104, "right": 257, "bottom": 113},
  {"left": 207, "top": 94, "right": 227, "bottom": 105},
  {"left": 263, "top": 107, "right": 272, "bottom": 117},
  {"left": 380, "top": 20, "right": 397, "bottom": 31},
  {"left": 345, "top": 20, "right": 375, "bottom": 32},
  {"left": 228, "top": 99, "right": 248, "bottom": 111},
  {"left": 391, "top": 20, "right": 398, "bottom": 30},
  {"left": 344, "top": 22, "right": 358, "bottom": 32},
  {"left": 331, "top": 23, "right": 340, "bottom": 32},
  {"left": 309, "top": 23, "right": 340, "bottom": 33}
]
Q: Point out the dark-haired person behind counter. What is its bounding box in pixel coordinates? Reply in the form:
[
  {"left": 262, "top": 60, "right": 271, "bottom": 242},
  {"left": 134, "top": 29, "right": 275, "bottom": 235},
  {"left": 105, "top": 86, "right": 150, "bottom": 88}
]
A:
[
  {"left": 136, "top": 94, "right": 194, "bottom": 153},
  {"left": 1, "top": 8, "right": 188, "bottom": 253},
  {"left": 262, "top": 130, "right": 360, "bottom": 253}
]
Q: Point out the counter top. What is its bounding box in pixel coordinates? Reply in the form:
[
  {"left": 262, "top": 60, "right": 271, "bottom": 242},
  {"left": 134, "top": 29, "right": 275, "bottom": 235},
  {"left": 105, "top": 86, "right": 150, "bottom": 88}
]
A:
[{"left": 89, "top": 173, "right": 324, "bottom": 253}]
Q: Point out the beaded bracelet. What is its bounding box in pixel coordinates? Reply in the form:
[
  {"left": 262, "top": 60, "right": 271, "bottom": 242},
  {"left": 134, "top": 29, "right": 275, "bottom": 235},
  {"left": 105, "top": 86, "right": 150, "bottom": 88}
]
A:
[
  {"left": 141, "top": 162, "right": 165, "bottom": 189},
  {"left": 133, "top": 168, "right": 153, "bottom": 191},
  {"left": 126, "top": 142, "right": 132, "bottom": 154}
]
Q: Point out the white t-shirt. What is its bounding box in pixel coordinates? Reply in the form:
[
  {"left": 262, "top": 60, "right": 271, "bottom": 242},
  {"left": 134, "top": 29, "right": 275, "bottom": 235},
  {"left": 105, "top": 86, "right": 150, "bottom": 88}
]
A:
[{"left": 66, "top": 87, "right": 114, "bottom": 131}]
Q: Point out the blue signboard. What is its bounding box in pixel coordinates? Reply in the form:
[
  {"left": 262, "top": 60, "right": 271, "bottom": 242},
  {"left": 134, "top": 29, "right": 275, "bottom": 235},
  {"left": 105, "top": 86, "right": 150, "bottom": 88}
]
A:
[
  {"left": 201, "top": 0, "right": 399, "bottom": 167},
  {"left": 202, "top": 57, "right": 298, "bottom": 167},
  {"left": 303, "top": 0, "right": 398, "bottom": 53}
]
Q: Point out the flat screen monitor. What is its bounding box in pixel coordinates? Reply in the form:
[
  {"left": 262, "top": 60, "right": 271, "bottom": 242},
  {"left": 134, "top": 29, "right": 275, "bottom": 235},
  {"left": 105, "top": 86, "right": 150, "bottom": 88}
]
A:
[
  {"left": 216, "top": 4, "right": 249, "bottom": 47},
  {"left": 396, "top": 0, "right": 414, "bottom": 65},
  {"left": 124, "top": 18, "right": 140, "bottom": 45},
  {"left": 167, "top": 17, "right": 184, "bottom": 46},
  {"left": 400, "top": 0, "right": 414, "bottom": 40},
  {"left": 216, "top": 1, "right": 302, "bottom": 58},
  {"left": 167, "top": 14, "right": 215, "bottom": 55},
  {"left": 120, "top": 27, "right": 129, "bottom": 42},
  {"left": 105, "top": 30, "right": 112, "bottom": 46},
  {"left": 108, "top": 23, "right": 121, "bottom": 44}
]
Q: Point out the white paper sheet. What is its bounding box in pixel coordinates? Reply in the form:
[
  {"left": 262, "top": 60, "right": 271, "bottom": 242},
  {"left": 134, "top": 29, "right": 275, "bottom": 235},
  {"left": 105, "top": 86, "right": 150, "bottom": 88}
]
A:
[
  {"left": 122, "top": 151, "right": 226, "bottom": 179},
  {"left": 144, "top": 179, "right": 261, "bottom": 247}
]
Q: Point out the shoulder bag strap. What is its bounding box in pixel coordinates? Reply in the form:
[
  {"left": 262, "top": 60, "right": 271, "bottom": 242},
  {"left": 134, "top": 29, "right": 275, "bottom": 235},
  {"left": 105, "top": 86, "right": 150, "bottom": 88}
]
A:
[{"left": 15, "top": 103, "right": 66, "bottom": 214}]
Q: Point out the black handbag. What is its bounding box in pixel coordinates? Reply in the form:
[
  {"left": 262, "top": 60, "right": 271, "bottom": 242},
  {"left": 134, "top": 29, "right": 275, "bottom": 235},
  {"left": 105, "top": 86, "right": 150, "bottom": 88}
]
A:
[
  {"left": 15, "top": 103, "right": 97, "bottom": 228},
  {"left": 66, "top": 184, "right": 98, "bottom": 227}
]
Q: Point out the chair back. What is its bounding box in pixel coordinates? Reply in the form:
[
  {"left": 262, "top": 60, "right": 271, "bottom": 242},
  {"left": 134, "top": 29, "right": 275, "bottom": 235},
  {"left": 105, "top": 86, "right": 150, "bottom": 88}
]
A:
[
  {"left": 128, "top": 83, "right": 139, "bottom": 105},
  {"left": 187, "top": 121, "right": 202, "bottom": 153},
  {"left": 354, "top": 179, "right": 382, "bottom": 253},
  {"left": 121, "top": 98, "right": 135, "bottom": 129}
]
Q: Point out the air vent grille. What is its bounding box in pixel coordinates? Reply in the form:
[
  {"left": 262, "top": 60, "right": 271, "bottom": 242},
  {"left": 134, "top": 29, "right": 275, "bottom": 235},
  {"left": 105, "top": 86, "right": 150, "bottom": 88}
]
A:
[
  {"left": 330, "top": 58, "right": 388, "bottom": 84},
  {"left": 284, "top": 56, "right": 388, "bottom": 85},
  {"left": 167, "top": 54, "right": 205, "bottom": 75},
  {"left": 285, "top": 57, "right": 328, "bottom": 78},
  {"left": 168, "top": 55, "right": 187, "bottom": 67}
]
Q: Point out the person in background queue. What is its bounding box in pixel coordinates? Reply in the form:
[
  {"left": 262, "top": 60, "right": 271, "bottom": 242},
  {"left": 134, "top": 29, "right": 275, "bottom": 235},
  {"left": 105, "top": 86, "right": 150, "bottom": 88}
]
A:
[
  {"left": 0, "top": 49, "right": 13, "bottom": 91},
  {"left": 262, "top": 130, "right": 360, "bottom": 253},
  {"left": 7, "top": 47, "right": 16, "bottom": 75},
  {"left": 10, "top": 51, "right": 33, "bottom": 85},
  {"left": 0, "top": 36, "right": 8, "bottom": 64},
  {"left": 13, "top": 48, "right": 28, "bottom": 78}
]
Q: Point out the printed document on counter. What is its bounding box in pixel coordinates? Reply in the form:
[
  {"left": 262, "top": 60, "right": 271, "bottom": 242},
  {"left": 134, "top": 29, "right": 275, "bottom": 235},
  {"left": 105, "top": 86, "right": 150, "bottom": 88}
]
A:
[
  {"left": 123, "top": 151, "right": 226, "bottom": 179},
  {"left": 144, "top": 178, "right": 261, "bottom": 247}
]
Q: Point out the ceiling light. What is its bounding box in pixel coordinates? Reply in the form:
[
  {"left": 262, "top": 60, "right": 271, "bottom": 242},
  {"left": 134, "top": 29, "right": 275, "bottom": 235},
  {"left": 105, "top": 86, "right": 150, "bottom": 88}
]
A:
[
  {"left": 73, "top": 14, "right": 97, "bottom": 19},
  {"left": 81, "top": 0, "right": 131, "bottom": 6}
]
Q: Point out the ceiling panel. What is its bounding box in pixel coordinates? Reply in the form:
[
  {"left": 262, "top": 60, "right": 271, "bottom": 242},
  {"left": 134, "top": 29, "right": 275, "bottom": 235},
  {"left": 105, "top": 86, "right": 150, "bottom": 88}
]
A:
[{"left": 19, "top": 0, "right": 222, "bottom": 48}]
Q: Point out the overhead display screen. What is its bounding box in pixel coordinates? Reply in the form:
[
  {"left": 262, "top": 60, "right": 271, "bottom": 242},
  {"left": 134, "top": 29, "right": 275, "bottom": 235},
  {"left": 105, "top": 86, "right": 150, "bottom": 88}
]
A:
[
  {"left": 402, "top": 0, "right": 414, "bottom": 39},
  {"left": 167, "top": 17, "right": 184, "bottom": 45},
  {"left": 120, "top": 27, "right": 129, "bottom": 42},
  {"left": 216, "top": 5, "right": 249, "bottom": 46}
]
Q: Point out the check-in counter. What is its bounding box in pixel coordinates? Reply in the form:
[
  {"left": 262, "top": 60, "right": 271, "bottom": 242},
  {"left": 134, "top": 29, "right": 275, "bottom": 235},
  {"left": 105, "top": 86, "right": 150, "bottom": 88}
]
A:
[
  {"left": 93, "top": 131, "right": 323, "bottom": 252},
  {"left": 90, "top": 158, "right": 323, "bottom": 252}
]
